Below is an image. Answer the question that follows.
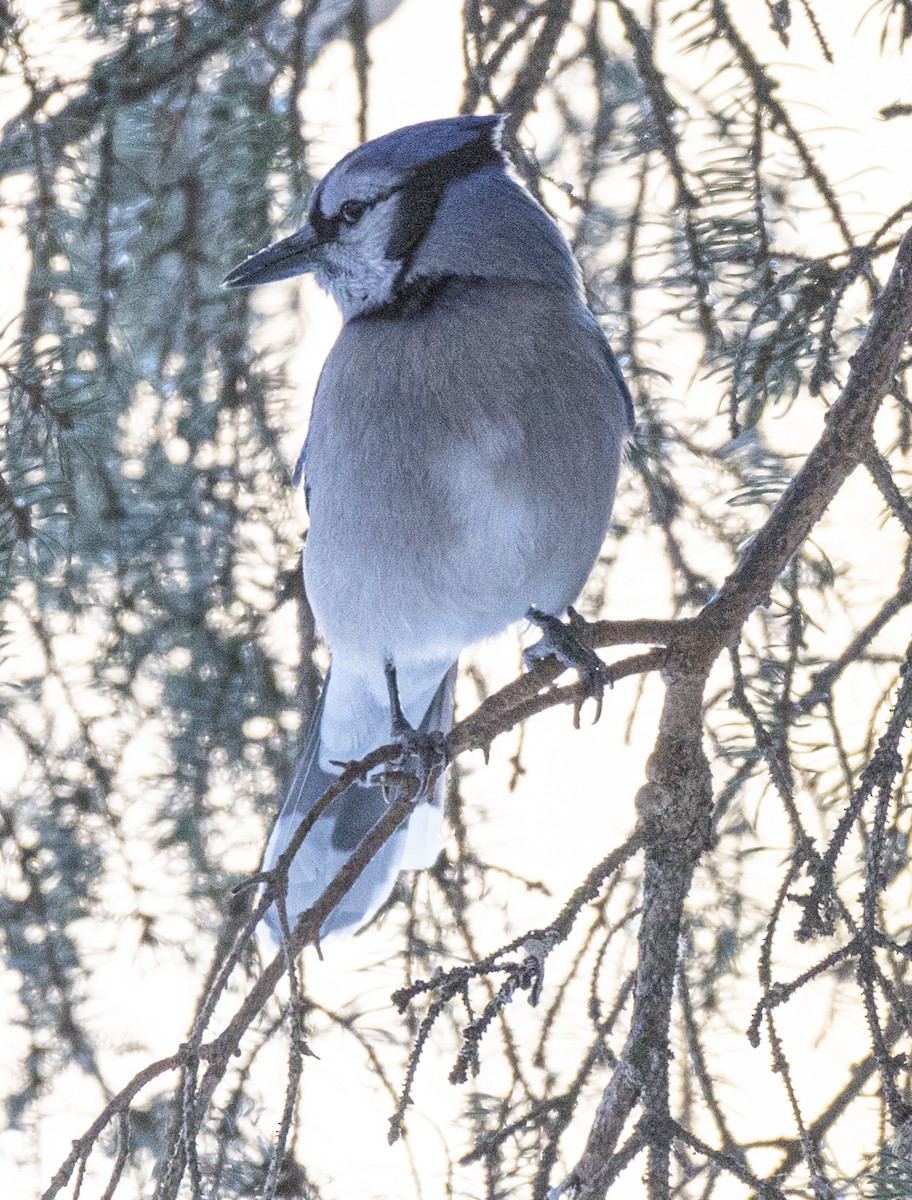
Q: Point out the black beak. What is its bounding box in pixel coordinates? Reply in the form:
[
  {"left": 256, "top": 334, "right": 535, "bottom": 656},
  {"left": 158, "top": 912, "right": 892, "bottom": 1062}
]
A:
[{"left": 222, "top": 225, "right": 319, "bottom": 288}]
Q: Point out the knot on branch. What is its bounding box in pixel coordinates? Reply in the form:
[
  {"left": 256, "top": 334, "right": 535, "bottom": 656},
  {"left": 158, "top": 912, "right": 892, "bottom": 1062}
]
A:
[
  {"left": 636, "top": 673, "right": 714, "bottom": 854},
  {"left": 790, "top": 859, "right": 839, "bottom": 942},
  {"left": 893, "top": 1115, "right": 912, "bottom": 1164},
  {"left": 633, "top": 776, "right": 712, "bottom": 853}
]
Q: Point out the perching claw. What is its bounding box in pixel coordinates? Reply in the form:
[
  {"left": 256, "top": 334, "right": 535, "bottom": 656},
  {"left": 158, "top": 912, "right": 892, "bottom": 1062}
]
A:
[
  {"left": 384, "top": 659, "right": 448, "bottom": 794},
  {"left": 524, "top": 607, "right": 613, "bottom": 727}
]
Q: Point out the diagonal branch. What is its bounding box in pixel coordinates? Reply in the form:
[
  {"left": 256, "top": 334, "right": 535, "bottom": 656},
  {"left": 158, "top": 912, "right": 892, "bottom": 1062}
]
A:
[
  {"left": 700, "top": 226, "right": 912, "bottom": 644},
  {"left": 43, "top": 226, "right": 912, "bottom": 1200},
  {"left": 552, "top": 226, "right": 912, "bottom": 1197}
]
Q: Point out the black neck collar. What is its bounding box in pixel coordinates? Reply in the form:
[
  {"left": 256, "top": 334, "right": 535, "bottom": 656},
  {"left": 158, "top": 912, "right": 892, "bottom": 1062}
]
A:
[{"left": 355, "top": 274, "right": 483, "bottom": 321}]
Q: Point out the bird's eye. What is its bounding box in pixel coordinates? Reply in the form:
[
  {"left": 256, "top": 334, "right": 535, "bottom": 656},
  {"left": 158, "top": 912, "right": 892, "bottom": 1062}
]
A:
[{"left": 340, "top": 199, "right": 367, "bottom": 226}]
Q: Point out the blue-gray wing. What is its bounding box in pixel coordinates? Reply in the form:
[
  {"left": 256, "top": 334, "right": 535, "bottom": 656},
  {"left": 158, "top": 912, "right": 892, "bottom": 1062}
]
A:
[
  {"left": 292, "top": 439, "right": 308, "bottom": 491},
  {"left": 581, "top": 309, "right": 634, "bottom": 431},
  {"left": 292, "top": 360, "right": 329, "bottom": 502}
]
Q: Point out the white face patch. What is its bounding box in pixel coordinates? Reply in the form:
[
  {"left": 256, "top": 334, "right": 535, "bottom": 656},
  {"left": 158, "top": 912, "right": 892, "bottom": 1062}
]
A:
[
  {"left": 311, "top": 190, "right": 403, "bottom": 319},
  {"left": 317, "top": 162, "right": 401, "bottom": 220},
  {"left": 304, "top": 118, "right": 511, "bottom": 319}
]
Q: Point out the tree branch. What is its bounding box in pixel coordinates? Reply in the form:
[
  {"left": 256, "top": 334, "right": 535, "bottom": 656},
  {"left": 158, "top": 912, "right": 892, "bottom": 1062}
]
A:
[
  {"left": 552, "top": 227, "right": 912, "bottom": 1197},
  {"left": 0, "top": 1, "right": 284, "bottom": 180}
]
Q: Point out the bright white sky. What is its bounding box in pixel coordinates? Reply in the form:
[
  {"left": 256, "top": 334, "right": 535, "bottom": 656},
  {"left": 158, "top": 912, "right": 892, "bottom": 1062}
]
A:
[{"left": 3, "top": 1, "right": 912, "bottom": 1197}]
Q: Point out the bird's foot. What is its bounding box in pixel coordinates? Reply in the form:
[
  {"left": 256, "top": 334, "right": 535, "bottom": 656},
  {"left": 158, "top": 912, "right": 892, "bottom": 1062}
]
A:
[
  {"left": 524, "top": 606, "right": 612, "bottom": 727},
  {"left": 384, "top": 660, "right": 447, "bottom": 796}
]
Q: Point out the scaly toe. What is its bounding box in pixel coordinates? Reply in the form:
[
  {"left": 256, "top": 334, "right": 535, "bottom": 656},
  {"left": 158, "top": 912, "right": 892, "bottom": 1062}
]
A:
[{"left": 525, "top": 606, "right": 612, "bottom": 727}]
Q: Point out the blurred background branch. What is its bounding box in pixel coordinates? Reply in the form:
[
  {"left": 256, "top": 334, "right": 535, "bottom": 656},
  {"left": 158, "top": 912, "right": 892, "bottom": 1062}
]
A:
[{"left": 3, "top": 2, "right": 912, "bottom": 1198}]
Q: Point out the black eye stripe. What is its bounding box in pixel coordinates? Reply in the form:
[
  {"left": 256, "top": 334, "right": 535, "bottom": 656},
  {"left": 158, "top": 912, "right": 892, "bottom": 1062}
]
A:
[
  {"left": 309, "top": 184, "right": 399, "bottom": 243},
  {"left": 385, "top": 129, "right": 504, "bottom": 269},
  {"left": 309, "top": 207, "right": 339, "bottom": 243},
  {"left": 409, "top": 130, "right": 504, "bottom": 191},
  {"left": 308, "top": 179, "right": 337, "bottom": 242},
  {"left": 307, "top": 126, "right": 504, "bottom": 251}
]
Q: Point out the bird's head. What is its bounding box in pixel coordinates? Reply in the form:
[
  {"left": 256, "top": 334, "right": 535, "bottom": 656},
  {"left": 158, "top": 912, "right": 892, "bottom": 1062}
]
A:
[{"left": 223, "top": 115, "right": 579, "bottom": 318}]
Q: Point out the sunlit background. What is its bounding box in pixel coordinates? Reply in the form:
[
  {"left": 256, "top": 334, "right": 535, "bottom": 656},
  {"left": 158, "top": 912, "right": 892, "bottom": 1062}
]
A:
[{"left": 3, "top": 2, "right": 912, "bottom": 1197}]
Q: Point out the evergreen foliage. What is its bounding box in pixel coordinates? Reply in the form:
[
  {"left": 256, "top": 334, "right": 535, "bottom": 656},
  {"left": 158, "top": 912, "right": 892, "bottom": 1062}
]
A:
[{"left": 3, "top": 3, "right": 912, "bottom": 1197}]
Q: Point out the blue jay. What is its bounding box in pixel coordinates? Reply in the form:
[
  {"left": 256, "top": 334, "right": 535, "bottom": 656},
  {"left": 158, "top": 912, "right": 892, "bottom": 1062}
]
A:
[{"left": 224, "top": 116, "right": 632, "bottom": 941}]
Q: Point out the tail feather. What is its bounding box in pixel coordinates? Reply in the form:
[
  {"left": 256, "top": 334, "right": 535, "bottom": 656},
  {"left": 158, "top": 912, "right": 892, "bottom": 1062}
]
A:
[
  {"left": 400, "top": 661, "right": 457, "bottom": 869},
  {"left": 262, "top": 663, "right": 457, "bottom": 942}
]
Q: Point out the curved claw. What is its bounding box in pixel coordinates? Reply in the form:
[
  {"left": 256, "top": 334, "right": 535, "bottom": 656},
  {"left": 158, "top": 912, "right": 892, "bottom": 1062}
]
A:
[
  {"left": 384, "top": 660, "right": 448, "bottom": 794},
  {"left": 524, "top": 606, "right": 612, "bottom": 727}
]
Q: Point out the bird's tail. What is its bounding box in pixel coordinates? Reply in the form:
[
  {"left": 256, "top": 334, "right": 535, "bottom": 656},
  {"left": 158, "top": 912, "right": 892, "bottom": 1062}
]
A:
[{"left": 261, "top": 663, "right": 457, "bottom": 943}]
